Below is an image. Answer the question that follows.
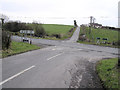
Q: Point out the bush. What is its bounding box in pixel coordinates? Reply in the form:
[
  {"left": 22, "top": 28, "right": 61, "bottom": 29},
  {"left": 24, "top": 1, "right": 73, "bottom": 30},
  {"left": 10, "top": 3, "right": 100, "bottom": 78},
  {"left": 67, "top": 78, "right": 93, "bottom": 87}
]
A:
[
  {"left": 79, "top": 34, "right": 87, "bottom": 41},
  {"left": 51, "top": 34, "right": 61, "bottom": 39},
  {"left": 34, "top": 25, "right": 46, "bottom": 37},
  {"left": 112, "top": 40, "right": 120, "bottom": 46},
  {"left": 2, "top": 31, "right": 11, "bottom": 50},
  {"left": 117, "top": 40, "right": 120, "bottom": 46},
  {"left": 79, "top": 36, "right": 87, "bottom": 41}
]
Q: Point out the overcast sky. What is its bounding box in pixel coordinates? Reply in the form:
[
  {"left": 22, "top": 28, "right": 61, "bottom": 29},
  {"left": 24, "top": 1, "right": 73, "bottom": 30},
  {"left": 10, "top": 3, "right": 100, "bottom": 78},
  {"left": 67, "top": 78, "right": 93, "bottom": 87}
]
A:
[{"left": 0, "top": 0, "right": 119, "bottom": 27}]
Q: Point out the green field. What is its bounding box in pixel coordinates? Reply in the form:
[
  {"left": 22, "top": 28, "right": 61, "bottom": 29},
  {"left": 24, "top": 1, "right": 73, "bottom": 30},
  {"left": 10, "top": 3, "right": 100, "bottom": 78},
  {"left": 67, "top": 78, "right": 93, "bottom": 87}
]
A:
[
  {"left": 27, "top": 24, "right": 75, "bottom": 40},
  {"left": 79, "top": 27, "right": 120, "bottom": 47},
  {"left": 96, "top": 58, "right": 119, "bottom": 89},
  {"left": 2, "top": 41, "right": 40, "bottom": 58},
  {"left": 42, "top": 24, "right": 74, "bottom": 35}
]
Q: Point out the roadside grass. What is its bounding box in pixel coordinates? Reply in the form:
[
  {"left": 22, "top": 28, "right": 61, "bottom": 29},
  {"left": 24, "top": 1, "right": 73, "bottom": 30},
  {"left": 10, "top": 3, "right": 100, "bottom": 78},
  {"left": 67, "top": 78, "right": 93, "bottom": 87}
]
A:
[
  {"left": 77, "top": 41, "right": 120, "bottom": 48},
  {"left": 96, "top": 58, "right": 119, "bottom": 89},
  {"left": 2, "top": 41, "right": 40, "bottom": 58},
  {"left": 85, "top": 28, "right": 119, "bottom": 42},
  {"left": 78, "top": 27, "right": 120, "bottom": 47},
  {"left": 27, "top": 24, "right": 75, "bottom": 40}
]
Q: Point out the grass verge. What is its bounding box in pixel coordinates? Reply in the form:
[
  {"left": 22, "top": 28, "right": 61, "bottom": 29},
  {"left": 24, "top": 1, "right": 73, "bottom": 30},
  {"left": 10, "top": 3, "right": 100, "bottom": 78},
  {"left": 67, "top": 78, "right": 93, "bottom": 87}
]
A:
[
  {"left": 78, "top": 26, "right": 120, "bottom": 48},
  {"left": 2, "top": 41, "right": 40, "bottom": 58},
  {"left": 96, "top": 58, "right": 119, "bottom": 89},
  {"left": 77, "top": 41, "right": 120, "bottom": 48}
]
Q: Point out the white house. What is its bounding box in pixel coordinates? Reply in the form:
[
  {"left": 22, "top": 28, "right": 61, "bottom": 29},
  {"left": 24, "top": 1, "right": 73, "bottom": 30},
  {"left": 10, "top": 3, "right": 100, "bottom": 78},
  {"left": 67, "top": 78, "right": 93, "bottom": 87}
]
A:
[
  {"left": 20, "top": 30, "right": 34, "bottom": 34},
  {"left": 89, "top": 23, "right": 102, "bottom": 28}
]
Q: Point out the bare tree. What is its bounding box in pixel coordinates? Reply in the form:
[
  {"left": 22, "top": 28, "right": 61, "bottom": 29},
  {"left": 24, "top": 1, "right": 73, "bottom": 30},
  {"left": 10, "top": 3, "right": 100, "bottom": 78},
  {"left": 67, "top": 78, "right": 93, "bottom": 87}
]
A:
[{"left": 0, "top": 14, "right": 9, "bottom": 30}]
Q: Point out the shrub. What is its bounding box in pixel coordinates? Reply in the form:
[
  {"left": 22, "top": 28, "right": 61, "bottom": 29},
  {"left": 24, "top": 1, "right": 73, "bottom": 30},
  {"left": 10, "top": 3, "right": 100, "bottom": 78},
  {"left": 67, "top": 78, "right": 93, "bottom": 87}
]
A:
[
  {"left": 79, "top": 36, "right": 87, "bottom": 41},
  {"left": 2, "top": 30, "right": 11, "bottom": 50},
  {"left": 51, "top": 34, "right": 61, "bottom": 39},
  {"left": 14, "top": 32, "right": 21, "bottom": 36},
  {"left": 79, "top": 34, "right": 87, "bottom": 41},
  {"left": 112, "top": 40, "right": 120, "bottom": 46},
  {"left": 34, "top": 25, "right": 46, "bottom": 37},
  {"left": 117, "top": 40, "right": 120, "bottom": 46}
]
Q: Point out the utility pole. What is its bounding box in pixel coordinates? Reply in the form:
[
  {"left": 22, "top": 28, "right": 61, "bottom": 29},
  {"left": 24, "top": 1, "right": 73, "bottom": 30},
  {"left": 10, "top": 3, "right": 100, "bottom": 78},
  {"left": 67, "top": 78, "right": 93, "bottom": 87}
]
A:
[
  {"left": 93, "top": 18, "right": 96, "bottom": 28},
  {"left": 89, "top": 16, "right": 93, "bottom": 33},
  {"left": 89, "top": 16, "right": 95, "bottom": 42},
  {"left": 90, "top": 16, "right": 93, "bottom": 24},
  {"left": 89, "top": 16, "right": 93, "bottom": 40},
  {"left": 92, "top": 17, "right": 96, "bottom": 42}
]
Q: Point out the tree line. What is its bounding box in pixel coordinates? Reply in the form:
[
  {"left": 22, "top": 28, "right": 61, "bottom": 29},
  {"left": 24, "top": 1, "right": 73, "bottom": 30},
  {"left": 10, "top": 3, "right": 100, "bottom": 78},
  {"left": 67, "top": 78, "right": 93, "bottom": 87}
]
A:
[
  {"left": 3, "top": 21, "right": 32, "bottom": 32},
  {"left": 2, "top": 21, "right": 46, "bottom": 50}
]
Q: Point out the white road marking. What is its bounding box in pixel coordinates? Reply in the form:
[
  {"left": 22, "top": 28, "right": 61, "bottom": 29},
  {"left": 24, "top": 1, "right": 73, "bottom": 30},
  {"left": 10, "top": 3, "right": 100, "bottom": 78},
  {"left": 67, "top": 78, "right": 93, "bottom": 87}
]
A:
[
  {"left": 52, "top": 49, "right": 56, "bottom": 51},
  {"left": 0, "top": 65, "right": 35, "bottom": 85},
  {"left": 47, "top": 53, "right": 64, "bottom": 61},
  {"left": 78, "top": 49, "right": 82, "bottom": 51}
]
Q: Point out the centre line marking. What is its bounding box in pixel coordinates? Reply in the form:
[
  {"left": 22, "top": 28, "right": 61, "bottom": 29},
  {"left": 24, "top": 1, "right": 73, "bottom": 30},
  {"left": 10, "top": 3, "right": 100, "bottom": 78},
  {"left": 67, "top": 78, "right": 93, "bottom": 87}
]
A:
[
  {"left": 78, "top": 49, "right": 82, "bottom": 51},
  {"left": 47, "top": 53, "right": 64, "bottom": 61},
  {"left": 52, "top": 49, "right": 56, "bottom": 51},
  {"left": 0, "top": 65, "right": 35, "bottom": 85}
]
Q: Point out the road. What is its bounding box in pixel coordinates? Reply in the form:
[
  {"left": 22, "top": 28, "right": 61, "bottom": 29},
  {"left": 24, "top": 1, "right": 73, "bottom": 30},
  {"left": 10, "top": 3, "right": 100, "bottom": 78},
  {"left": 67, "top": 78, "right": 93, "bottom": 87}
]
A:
[{"left": 2, "top": 27, "right": 118, "bottom": 88}]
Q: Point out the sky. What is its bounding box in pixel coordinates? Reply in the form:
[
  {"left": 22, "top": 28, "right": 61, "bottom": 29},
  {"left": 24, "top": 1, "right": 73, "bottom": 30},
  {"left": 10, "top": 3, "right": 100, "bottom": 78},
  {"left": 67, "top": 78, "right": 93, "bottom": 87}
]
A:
[
  {"left": 0, "top": 0, "right": 119, "bottom": 27},
  {"left": 118, "top": 1, "right": 120, "bottom": 28}
]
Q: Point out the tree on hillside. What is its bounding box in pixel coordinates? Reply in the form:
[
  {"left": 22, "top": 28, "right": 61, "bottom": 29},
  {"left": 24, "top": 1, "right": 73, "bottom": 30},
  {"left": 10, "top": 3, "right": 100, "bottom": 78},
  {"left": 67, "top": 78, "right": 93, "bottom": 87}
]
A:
[
  {"left": 0, "top": 14, "right": 11, "bottom": 50},
  {"left": 34, "top": 24, "right": 46, "bottom": 37},
  {"left": 0, "top": 14, "right": 9, "bottom": 30},
  {"left": 74, "top": 20, "right": 78, "bottom": 27}
]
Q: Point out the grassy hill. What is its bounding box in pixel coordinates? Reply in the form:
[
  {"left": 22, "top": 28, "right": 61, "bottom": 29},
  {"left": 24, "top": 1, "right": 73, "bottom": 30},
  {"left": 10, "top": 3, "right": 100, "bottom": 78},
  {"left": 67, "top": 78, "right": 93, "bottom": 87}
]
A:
[
  {"left": 27, "top": 24, "right": 75, "bottom": 40},
  {"left": 42, "top": 24, "right": 74, "bottom": 35},
  {"left": 78, "top": 26, "right": 120, "bottom": 47}
]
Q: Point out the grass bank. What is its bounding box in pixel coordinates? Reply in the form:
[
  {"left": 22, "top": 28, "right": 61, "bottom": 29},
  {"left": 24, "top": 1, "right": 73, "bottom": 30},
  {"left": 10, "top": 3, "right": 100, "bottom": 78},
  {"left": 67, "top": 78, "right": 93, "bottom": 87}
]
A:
[
  {"left": 77, "top": 40, "right": 119, "bottom": 48},
  {"left": 2, "top": 41, "right": 40, "bottom": 58},
  {"left": 96, "top": 58, "right": 119, "bottom": 89},
  {"left": 78, "top": 26, "right": 120, "bottom": 48}
]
